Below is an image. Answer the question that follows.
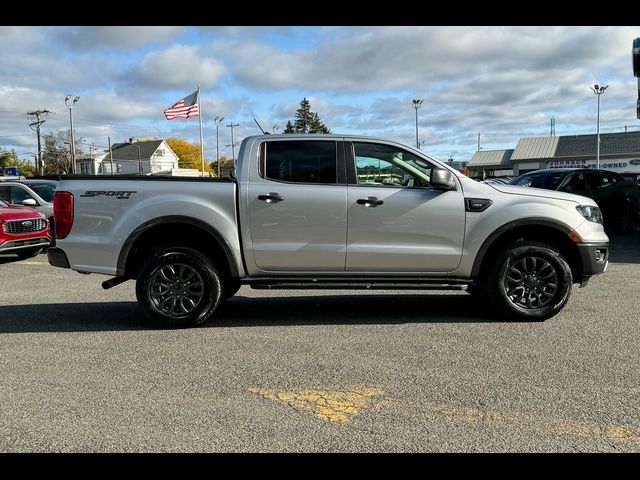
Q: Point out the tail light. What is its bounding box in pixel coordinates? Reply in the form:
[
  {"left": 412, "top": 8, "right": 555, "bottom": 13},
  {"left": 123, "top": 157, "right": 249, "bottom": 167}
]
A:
[{"left": 53, "top": 191, "right": 74, "bottom": 239}]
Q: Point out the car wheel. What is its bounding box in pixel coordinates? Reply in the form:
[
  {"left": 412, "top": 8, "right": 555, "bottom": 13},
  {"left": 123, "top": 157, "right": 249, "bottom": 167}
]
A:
[
  {"left": 135, "top": 247, "right": 222, "bottom": 328},
  {"left": 16, "top": 248, "right": 41, "bottom": 259},
  {"left": 485, "top": 241, "right": 572, "bottom": 321}
]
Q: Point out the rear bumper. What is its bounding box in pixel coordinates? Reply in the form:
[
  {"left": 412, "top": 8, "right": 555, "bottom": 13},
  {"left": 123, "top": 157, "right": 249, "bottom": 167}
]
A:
[
  {"left": 47, "top": 247, "right": 70, "bottom": 268},
  {"left": 576, "top": 242, "right": 609, "bottom": 282}
]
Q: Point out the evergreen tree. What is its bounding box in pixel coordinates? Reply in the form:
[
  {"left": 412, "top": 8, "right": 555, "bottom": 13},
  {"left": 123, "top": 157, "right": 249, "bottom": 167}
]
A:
[
  {"left": 283, "top": 120, "right": 295, "bottom": 134},
  {"left": 284, "top": 98, "right": 330, "bottom": 134}
]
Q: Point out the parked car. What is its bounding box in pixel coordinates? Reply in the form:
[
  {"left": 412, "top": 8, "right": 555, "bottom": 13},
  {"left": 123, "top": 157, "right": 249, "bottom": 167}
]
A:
[
  {"left": 621, "top": 172, "right": 640, "bottom": 189},
  {"left": 0, "top": 199, "right": 51, "bottom": 258},
  {"left": 0, "top": 179, "right": 57, "bottom": 231},
  {"left": 510, "top": 168, "right": 640, "bottom": 233}
]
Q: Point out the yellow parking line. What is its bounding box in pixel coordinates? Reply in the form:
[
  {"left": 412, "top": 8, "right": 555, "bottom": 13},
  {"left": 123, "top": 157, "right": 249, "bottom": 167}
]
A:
[
  {"left": 249, "top": 387, "right": 387, "bottom": 423},
  {"left": 425, "top": 402, "right": 640, "bottom": 445}
]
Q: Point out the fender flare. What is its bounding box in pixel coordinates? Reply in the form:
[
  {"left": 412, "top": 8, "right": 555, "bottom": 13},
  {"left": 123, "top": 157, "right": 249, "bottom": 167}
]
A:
[{"left": 116, "top": 215, "right": 239, "bottom": 278}]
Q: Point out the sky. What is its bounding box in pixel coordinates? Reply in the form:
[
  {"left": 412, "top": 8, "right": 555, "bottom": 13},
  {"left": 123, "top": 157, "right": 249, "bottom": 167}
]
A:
[{"left": 1, "top": 26, "right": 639, "bottom": 164}]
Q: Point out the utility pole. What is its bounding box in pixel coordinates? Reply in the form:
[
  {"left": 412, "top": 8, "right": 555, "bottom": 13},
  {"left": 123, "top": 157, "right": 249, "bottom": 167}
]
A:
[
  {"left": 477, "top": 133, "right": 481, "bottom": 152},
  {"left": 226, "top": 121, "right": 239, "bottom": 165},
  {"left": 27, "top": 109, "right": 50, "bottom": 175},
  {"left": 108, "top": 136, "right": 114, "bottom": 175},
  {"left": 214, "top": 116, "right": 224, "bottom": 177},
  {"left": 550, "top": 117, "right": 556, "bottom": 136}
]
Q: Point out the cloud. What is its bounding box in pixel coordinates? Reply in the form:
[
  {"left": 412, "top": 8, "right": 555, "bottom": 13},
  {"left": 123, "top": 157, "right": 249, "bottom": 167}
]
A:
[
  {"left": 55, "top": 26, "right": 187, "bottom": 50},
  {"left": 130, "top": 44, "right": 225, "bottom": 89}
]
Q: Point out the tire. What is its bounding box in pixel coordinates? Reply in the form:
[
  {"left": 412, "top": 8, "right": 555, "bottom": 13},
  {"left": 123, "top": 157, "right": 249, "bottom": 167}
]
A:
[
  {"left": 222, "top": 280, "right": 241, "bottom": 301},
  {"left": 484, "top": 241, "right": 572, "bottom": 322},
  {"left": 16, "top": 248, "right": 41, "bottom": 259},
  {"left": 135, "top": 247, "right": 222, "bottom": 328}
]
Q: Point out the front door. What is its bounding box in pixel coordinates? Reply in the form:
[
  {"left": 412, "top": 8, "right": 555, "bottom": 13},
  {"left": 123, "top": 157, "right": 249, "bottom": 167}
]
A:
[{"left": 345, "top": 142, "right": 465, "bottom": 273}]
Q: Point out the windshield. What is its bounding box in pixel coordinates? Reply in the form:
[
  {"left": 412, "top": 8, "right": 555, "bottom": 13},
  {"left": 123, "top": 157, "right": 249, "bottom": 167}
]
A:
[
  {"left": 510, "top": 171, "right": 566, "bottom": 190},
  {"left": 28, "top": 183, "right": 56, "bottom": 202}
]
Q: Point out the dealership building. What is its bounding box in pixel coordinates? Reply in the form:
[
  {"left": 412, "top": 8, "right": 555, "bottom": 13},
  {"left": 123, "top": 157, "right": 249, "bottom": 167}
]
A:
[{"left": 467, "top": 131, "right": 640, "bottom": 178}]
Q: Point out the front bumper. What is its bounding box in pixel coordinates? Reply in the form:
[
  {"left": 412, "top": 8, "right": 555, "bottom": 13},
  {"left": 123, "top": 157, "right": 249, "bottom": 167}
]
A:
[
  {"left": 576, "top": 242, "right": 609, "bottom": 284},
  {"left": 0, "top": 237, "right": 50, "bottom": 254}
]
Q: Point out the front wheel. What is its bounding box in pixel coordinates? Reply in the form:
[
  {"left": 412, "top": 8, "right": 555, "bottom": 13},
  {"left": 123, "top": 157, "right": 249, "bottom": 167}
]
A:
[
  {"left": 484, "top": 241, "right": 572, "bottom": 321},
  {"left": 135, "top": 247, "right": 222, "bottom": 328}
]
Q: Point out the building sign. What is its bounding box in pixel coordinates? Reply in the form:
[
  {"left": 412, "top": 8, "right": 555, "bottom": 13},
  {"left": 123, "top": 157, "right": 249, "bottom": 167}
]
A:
[{"left": 548, "top": 158, "right": 640, "bottom": 174}]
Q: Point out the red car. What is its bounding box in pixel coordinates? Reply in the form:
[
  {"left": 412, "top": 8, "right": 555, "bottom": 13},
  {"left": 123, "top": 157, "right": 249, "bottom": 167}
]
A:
[{"left": 0, "top": 199, "right": 51, "bottom": 259}]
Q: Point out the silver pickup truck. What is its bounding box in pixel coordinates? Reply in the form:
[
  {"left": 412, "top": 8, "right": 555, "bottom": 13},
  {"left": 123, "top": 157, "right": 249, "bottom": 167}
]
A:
[{"left": 48, "top": 134, "right": 609, "bottom": 327}]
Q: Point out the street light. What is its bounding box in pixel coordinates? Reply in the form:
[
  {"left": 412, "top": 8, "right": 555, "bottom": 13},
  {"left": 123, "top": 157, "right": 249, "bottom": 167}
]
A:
[
  {"left": 589, "top": 84, "right": 608, "bottom": 170},
  {"left": 214, "top": 115, "right": 224, "bottom": 176},
  {"left": 64, "top": 94, "right": 80, "bottom": 173},
  {"left": 412, "top": 99, "right": 424, "bottom": 149}
]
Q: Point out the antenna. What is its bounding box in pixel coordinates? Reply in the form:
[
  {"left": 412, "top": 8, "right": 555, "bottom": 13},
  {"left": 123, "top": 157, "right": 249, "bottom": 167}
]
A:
[{"left": 254, "top": 118, "right": 269, "bottom": 134}]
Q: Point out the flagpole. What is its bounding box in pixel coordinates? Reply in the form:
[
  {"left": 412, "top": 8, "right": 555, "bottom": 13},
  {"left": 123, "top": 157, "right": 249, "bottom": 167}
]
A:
[{"left": 197, "top": 85, "right": 205, "bottom": 177}]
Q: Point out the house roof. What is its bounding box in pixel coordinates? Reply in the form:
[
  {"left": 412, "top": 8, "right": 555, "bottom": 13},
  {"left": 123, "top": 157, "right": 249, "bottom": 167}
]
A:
[
  {"left": 510, "top": 136, "right": 559, "bottom": 161},
  {"left": 105, "top": 140, "right": 163, "bottom": 161},
  {"left": 555, "top": 131, "right": 640, "bottom": 157},
  {"left": 468, "top": 149, "right": 514, "bottom": 167}
]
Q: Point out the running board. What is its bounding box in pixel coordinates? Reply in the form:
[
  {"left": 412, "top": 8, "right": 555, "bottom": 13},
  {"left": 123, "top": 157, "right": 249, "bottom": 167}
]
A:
[{"left": 249, "top": 278, "right": 470, "bottom": 290}]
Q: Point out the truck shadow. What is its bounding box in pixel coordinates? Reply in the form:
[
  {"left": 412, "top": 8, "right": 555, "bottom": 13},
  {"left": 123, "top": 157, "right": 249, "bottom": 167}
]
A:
[{"left": 0, "top": 294, "right": 513, "bottom": 333}]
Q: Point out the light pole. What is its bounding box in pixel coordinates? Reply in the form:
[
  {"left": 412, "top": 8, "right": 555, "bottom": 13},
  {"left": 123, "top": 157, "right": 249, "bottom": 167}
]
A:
[
  {"left": 411, "top": 99, "right": 423, "bottom": 149},
  {"left": 590, "top": 84, "right": 608, "bottom": 170},
  {"left": 214, "top": 115, "right": 224, "bottom": 176},
  {"left": 226, "top": 121, "right": 239, "bottom": 165},
  {"left": 64, "top": 95, "right": 80, "bottom": 173}
]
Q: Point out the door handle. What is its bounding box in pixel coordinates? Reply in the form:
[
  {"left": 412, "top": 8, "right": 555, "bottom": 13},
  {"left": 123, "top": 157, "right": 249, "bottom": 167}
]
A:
[
  {"left": 258, "top": 192, "right": 285, "bottom": 203},
  {"left": 356, "top": 197, "right": 384, "bottom": 207}
]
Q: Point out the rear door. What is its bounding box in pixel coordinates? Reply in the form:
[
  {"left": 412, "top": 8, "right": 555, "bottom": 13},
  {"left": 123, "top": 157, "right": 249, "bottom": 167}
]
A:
[
  {"left": 247, "top": 139, "right": 348, "bottom": 272},
  {"left": 345, "top": 141, "right": 465, "bottom": 273}
]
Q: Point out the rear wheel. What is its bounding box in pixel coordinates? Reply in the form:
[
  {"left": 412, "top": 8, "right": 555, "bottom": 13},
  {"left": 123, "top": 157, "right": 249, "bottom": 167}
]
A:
[
  {"left": 484, "top": 241, "right": 572, "bottom": 321},
  {"left": 135, "top": 247, "right": 222, "bottom": 328}
]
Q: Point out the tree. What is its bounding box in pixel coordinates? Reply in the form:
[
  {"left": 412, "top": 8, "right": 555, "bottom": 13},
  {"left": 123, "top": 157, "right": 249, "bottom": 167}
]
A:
[
  {"left": 283, "top": 98, "right": 330, "bottom": 134},
  {"left": 166, "top": 137, "right": 212, "bottom": 173},
  {"left": 41, "top": 129, "right": 84, "bottom": 175},
  {"left": 0, "top": 148, "right": 36, "bottom": 176},
  {"left": 210, "top": 155, "right": 234, "bottom": 177}
]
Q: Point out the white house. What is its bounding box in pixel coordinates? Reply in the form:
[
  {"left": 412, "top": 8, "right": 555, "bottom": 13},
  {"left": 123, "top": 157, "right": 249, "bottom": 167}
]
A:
[{"left": 77, "top": 139, "right": 179, "bottom": 175}]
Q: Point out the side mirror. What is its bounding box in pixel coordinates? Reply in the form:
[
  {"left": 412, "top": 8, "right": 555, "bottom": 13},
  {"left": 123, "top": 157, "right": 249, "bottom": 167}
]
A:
[
  {"left": 22, "top": 198, "right": 37, "bottom": 207},
  {"left": 431, "top": 168, "right": 456, "bottom": 190}
]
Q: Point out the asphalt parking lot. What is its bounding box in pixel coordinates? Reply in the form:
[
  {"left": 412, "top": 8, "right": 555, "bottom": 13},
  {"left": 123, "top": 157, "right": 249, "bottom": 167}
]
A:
[{"left": 1, "top": 233, "right": 639, "bottom": 452}]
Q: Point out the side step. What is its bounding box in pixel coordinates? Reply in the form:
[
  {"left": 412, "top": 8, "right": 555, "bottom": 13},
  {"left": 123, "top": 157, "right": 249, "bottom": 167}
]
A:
[{"left": 249, "top": 278, "right": 470, "bottom": 290}]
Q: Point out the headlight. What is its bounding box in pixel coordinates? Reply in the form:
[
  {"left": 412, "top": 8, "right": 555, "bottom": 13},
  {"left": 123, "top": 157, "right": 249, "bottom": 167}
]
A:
[{"left": 576, "top": 205, "right": 603, "bottom": 224}]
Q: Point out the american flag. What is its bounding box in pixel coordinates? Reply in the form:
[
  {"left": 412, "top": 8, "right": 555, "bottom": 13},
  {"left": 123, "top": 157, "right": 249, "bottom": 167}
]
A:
[{"left": 164, "top": 90, "right": 199, "bottom": 120}]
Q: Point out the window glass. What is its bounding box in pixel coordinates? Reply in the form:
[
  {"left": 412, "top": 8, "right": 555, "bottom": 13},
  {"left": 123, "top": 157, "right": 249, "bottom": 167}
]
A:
[
  {"left": 560, "top": 172, "right": 588, "bottom": 192},
  {"left": 0, "top": 186, "right": 9, "bottom": 203},
  {"left": 588, "top": 173, "right": 618, "bottom": 189},
  {"left": 511, "top": 171, "right": 566, "bottom": 189},
  {"left": 264, "top": 141, "right": 337, "bottom": 184},
  {"left": 29, "top": 184, "right": 55, "bottom": 202},
  {"left": 9, "top": 186, "right": 31, "bottom": 204},
  {"left": 353, "top": 142, "right": 433, "bottom": 187}
]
